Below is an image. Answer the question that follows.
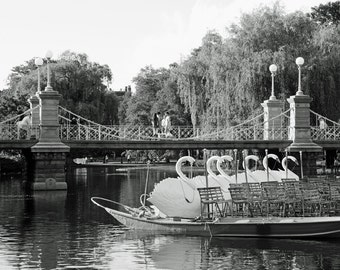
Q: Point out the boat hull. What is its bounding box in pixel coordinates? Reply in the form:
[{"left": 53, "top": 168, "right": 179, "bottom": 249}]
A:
[{"left": 105, "top": 207, "right": 340, "bottom": 239}]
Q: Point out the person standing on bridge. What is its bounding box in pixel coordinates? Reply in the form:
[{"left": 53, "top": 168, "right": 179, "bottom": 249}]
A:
[
  {"left": 319, "top": 117, "right": 327, "bottom": 129},
  {"left": 157, "top": 112, "right": 161, "bottom": 136},
  {"left": 71, "top": 117, "right": 77, "bottom": 125},
  {"left": 161, "top": 114, "right": 166, "bottom": 135},
  {"left": 17, "top": 114, "right": 31, "bottom": 139},
  {"left": 164, "top": 111, "right": 171, "bottom": 137},
  {"left": 152, "top": 112, "right": 160, "bottom": 136},
  {"left": 319, "top": 116, "right": 328, "bottom": 139}
]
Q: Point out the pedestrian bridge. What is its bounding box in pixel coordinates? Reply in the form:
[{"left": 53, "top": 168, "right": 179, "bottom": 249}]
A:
[{"left": 0, "top": 105, "right": 339, "bottom": 150}]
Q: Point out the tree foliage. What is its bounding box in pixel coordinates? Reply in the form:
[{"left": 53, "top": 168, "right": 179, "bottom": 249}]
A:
[
  {"left": 119, "top": 2, "right": 340, "bottom": 129},
  {"left": 1, "top": 51, "right": 119, "bottom": 124},
  {"left": 121, "top": 66, "right": 190, "bottom": 126},
  {"left": 169, "top": 2, "right": 340, "bottom": 128},
  {"left": 0, "top": 92, "right": 29, "bottom": 121},
  {"left": 310, "top": 1, "right": 340, "bottom": 25}
]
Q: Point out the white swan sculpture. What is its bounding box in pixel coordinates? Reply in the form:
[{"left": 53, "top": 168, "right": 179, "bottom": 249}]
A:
[
  {"left": 177, "top": 156, "right": 231, "bottom": 199},
  {"left": 279, "top": 156, "right": 299, "bottom": 180},
  {"left": 216, "top": 155, "right": 234, "bottom": 183},
  {"left": 201, "top": 156, "right": 231, "bottom": 199},
  {"left": 251, "top": 153, "right": 282, "bottom": 182},
  {"left": 229, "top": 155, "right": 260, "bottom": 183},
  {"left": 148, "top": 155, "right": 236, "bottom": 218},
  {"left": 206, "top": 156, "right": 223, "bottom": 185},
  {"left": 175, "top": 156, "right": 197, "bottom": 189},
  {"left": 148, "top": 156, "right": 202, "bottom": 218}
]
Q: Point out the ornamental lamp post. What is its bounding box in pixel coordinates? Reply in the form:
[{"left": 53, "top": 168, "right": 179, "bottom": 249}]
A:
[
  {"left": 45, "top": 50, "right": 53, "bottom": 91},
  {"left": 269, "top": 64, "right": 277, "bottom": 100},
  {"left": 34, "top": 57, "right": 43, "bottom": 93},
  {"left": 295, "top": 57, "right": 304, "bottom": 96}
]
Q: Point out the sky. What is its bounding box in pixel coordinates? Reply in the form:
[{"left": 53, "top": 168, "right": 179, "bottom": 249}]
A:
[{"left": 0, "top": 0, "right": 333, "bottom": 91}]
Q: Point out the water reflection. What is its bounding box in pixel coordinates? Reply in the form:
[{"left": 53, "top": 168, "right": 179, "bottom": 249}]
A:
[
  {"left": 0, "top": 167, "right": 340, "bottom": 269},
  {"left": 110, "top": 232, "right": 340, "bottom": 270}
]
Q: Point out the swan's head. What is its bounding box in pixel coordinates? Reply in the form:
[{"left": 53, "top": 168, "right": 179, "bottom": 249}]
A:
[
  {"left": 176, "top": 156, "right": 195, "bottom": 166},
  {"left": 245, "top": 155, "right": 259, "bottom": 163},
  {"left": 268, "top": 154, "right": 280, "bottom": 162},
  {"left": 206, "top": 156, "right": 222, "bottom": 179},
  {"left": 216, "top": 155, "right": 233, "bottom": 170},
  {"left": 175, "top": 156, "right": 196, "bottom": 180},
  {"left": 242, "top": 155, "right": 259, "bottom": 169},
  {"left": 282, "top": 156, "right": 299, "bottom": 169},
  {"left": 263, "top": 153, "right": 280, "bottom": 169},
  {"left": 217, "top": 155, "right": 233, "bottom": 179},
  {"left": 207, "top": 156, "right": 221, "bottom": 167},
  {"left": 289, "top": 156, "right": 299, "bottom": 165}
]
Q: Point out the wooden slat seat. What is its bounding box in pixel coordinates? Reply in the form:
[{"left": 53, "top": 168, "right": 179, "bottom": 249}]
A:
[
  {"left": 261, "top": 181, "right": 285, "bottom": 216},
  {"left": 329, "top": 182, "right": 340, "bottom": 215},
  {"left": 197, "top": 186, "right": 229, "bottom": 220},
  {"left": 282, "top": 181, "right": 303, "bottom": 217},
  {"left": 228, "top": 186, "right": 249, "bottom": 217},
  {"left": 308, "top": 180, "right": 331, "bottom": 215},
  {"left": 242, "top": 182, "right": 264, "bottom": 216},
  {"left": 302, "top": 188, "right": 321, "bottom": 216}
]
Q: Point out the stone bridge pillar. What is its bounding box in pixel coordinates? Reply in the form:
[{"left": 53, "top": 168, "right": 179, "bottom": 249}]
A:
[
  {"left": 261, "top": 98, "right": 283, "bottom": 140},
  {"left": 286, "top": 94, "right": 322, "bottom": 177},
  {"left": 30, "top": 84, "right": 70, "bottom": 190}
]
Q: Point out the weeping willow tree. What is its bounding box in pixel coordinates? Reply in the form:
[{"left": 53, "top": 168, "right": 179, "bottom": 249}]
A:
[
  {"left": 172, "top": 2, "right": 337, "bottom": 129},
  {"left": 122, "top": 2, "right": 340, "bottom": 129},
  {"left": 306, "top": 24, "right": 340, "bottom": 120}
]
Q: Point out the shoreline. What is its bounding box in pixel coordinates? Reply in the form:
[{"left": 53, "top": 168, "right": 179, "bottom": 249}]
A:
[
  {"left": 72, "top": 160, "right": 208, "bottom": 172},
  {"left": 73, "top": 161, "right": 339, "bottom": 177}
]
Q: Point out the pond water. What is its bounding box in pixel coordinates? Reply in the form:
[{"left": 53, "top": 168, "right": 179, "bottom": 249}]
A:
[{"left": 1, "top": 165, "right": 340, "bottom": 270}]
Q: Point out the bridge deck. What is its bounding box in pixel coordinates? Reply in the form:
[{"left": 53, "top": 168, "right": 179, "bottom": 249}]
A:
[
  {"left": 1, "top": 139, "right": 340, "bottom": 150},
  {"left": 63, "top": 139, "right": 293, "bottom": 150},
  {"left": 0, "top": 140, "right": 39, "bottom": 149}
]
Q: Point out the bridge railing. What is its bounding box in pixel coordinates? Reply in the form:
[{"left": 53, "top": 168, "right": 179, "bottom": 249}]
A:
[
  {"left": 0, "top": 124, "right": 20, "bottom": 140},
  {"left": 263, "top": 126, "right": 289, "bottom": 140},
  {"left": 0, "top": 124, "right": 40, "bottom": 140},
  {"left": 196, "top": 126, "right": 289, "bottom": 141},
  {"left": 60, "top": 124, "right": 120, "bottom": 140},
  {"left": 195, "top": 110, "right": 291, "bottom": 141},
  {"left": 0, "top": 106, "right": 40, "bottom": 140},
  {"left": 59, "top": 124, "right": 198, "bottom": 140},
  {"left": 218, "top": 125, "right": 264, "bottom": 140},
  {"left": 311, "top": 126, "right": 340, "bottom": 140},
  {"left": 310, "top": 110, "right": 340, "bottom": 141}
]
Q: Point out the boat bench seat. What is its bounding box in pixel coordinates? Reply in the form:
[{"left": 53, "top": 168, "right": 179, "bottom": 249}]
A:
[{"left": 197, "top": 186, "right": 229, "bottom": 220}]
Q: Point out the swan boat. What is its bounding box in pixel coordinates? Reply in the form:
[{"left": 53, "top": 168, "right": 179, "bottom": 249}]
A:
[
  {"left": 136, "top": 154, "right": 300, "bottom": 219},
  {"left": 147, "top": 156, "right": 232, "bottom": 218},
  {"left": 92, "top": 154, "right": 340, "bottom": 238},
  {"left": 91, "top": 197, "right": 340, "bottom": 239}
]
